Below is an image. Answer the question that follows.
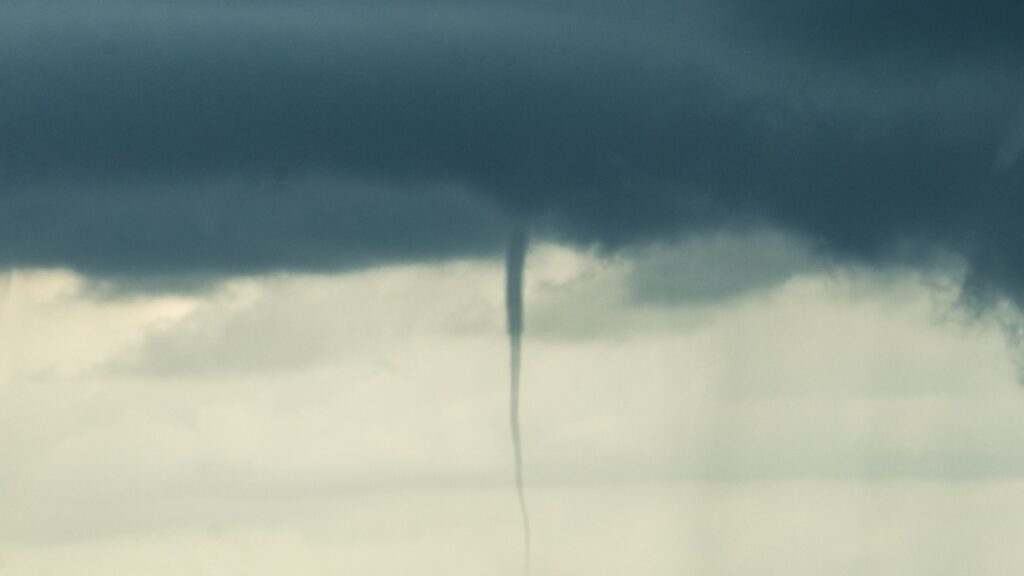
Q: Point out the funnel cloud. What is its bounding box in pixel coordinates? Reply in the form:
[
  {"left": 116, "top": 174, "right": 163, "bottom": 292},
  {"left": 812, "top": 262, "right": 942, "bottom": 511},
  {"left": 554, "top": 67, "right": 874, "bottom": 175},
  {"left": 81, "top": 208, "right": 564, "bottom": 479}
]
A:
[{"left": 505, "top": 223, "right": 530, "bottom": 574}]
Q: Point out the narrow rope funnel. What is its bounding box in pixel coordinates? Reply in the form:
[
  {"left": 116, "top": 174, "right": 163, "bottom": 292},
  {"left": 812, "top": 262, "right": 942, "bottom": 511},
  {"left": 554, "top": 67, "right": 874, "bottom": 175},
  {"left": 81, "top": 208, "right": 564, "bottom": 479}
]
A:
[{"left": 505, "top": 223, "right": 531, "bottom": 575}]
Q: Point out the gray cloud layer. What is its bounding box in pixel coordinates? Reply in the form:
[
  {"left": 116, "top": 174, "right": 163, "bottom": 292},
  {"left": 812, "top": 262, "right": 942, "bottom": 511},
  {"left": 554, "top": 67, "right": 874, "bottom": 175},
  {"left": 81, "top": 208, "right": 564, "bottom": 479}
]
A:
[{"left": 2, "top": 0, "right": 1023, "bottom": 301}]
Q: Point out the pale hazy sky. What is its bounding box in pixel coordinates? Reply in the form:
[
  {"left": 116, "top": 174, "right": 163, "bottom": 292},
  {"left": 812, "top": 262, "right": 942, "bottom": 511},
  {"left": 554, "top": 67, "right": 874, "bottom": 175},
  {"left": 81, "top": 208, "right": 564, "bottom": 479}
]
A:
[{"left": 2, "top": 236, "right": 1024, "bottom": 574}]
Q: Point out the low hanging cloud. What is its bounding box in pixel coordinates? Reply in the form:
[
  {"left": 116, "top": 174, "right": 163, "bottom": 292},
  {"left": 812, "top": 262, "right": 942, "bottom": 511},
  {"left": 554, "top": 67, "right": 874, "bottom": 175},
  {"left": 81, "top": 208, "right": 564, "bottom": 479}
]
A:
[{"left": 2, "top": 0, "right": 1023, "bottom": 304}]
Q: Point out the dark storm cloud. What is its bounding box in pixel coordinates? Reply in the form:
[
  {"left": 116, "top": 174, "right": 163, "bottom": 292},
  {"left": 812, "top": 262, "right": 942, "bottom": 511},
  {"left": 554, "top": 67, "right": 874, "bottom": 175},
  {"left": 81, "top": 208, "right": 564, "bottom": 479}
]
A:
[
  {"left": 1, "top": 177, "right": 503, "bottom": 282},
  {"left": 2, "top": 0, "right": 1023, "bottom": 302},
  {"left": 721, "top": 0, "right": 1024, "bottom": 65}
]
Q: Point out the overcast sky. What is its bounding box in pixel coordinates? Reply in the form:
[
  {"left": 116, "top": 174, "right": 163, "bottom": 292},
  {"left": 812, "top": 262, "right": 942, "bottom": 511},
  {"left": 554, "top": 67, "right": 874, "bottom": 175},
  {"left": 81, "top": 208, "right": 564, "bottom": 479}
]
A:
[{"left": 3, "top": 1, "right": 1024, "bottom": 574}]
